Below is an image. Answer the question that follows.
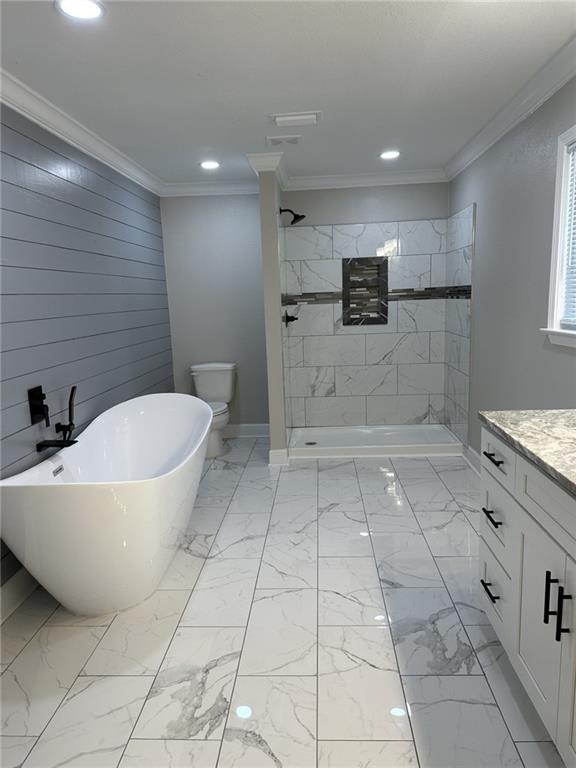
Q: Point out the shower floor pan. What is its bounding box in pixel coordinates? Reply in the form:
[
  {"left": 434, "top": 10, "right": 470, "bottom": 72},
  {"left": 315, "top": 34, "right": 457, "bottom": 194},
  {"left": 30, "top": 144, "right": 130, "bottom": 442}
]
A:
[{"left": 288, "top": 424, "right": 462, "bottom": 459}]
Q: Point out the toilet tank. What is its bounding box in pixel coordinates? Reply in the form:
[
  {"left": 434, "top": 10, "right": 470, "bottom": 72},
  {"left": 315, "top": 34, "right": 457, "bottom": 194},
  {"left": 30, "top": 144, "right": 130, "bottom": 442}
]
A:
[{"left": 190, "top": 362, "right": 236, "bottom": 403}]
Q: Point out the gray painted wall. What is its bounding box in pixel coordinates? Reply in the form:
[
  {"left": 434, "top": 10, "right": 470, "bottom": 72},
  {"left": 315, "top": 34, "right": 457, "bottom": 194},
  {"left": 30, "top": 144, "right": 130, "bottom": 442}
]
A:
[
  {"left": 160, "top": 195, "right": 268, "bottom": 424},
  {"left": 281, "top": 182, "right": 449, "bottom": 226},
  {"left": 450, "top": 76, "right": 576, "bottom": 452},
  {"left": 0, "top": 106, "right": 173, "bottom": 584}
]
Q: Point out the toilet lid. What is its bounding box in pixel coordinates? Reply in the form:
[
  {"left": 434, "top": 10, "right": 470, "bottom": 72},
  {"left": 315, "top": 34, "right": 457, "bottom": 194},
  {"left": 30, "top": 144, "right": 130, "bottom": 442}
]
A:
[{"left": 208, "top": 401, "right": 228, "bottom": 416}]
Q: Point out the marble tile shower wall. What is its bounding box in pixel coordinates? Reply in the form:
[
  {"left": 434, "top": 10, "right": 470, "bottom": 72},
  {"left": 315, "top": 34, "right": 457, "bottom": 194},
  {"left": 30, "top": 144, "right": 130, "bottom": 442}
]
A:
[{"left": 281, "top": 210, "right": 474, "bottom": 436}]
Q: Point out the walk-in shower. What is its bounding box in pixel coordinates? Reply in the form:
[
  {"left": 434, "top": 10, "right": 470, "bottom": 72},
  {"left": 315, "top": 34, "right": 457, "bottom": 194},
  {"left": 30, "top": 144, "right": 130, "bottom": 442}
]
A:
[{"left": 279, "top": 206, "right": 475, "bottom": 458}]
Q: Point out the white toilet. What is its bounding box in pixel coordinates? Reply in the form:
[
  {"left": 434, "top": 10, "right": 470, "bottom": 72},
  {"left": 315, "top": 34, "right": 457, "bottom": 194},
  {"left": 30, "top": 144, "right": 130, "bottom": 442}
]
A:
[{"left": 190, "top": 362, "right": 236, "bottom": 458}]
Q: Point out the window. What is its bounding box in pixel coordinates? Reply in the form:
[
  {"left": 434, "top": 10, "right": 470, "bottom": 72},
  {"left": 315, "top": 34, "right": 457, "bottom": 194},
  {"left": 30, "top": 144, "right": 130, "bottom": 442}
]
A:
[{"left": 543, "top": 125, "right": 576, "bottom": 348}]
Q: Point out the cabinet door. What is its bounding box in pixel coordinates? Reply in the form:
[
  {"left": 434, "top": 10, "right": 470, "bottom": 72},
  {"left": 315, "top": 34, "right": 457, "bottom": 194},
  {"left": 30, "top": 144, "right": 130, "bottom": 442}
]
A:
[
  {"left": 510, "top": 507, "right": 566, "bottom": 737},
  {"left": 556, "top": 556, "right": 576, "bottom": 768}
]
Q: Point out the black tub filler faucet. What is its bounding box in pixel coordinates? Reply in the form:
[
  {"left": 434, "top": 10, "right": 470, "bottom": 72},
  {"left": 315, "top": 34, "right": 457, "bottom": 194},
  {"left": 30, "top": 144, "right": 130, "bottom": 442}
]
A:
[{"left": 36, "top": 386, "right": 78, "bottom": 452}]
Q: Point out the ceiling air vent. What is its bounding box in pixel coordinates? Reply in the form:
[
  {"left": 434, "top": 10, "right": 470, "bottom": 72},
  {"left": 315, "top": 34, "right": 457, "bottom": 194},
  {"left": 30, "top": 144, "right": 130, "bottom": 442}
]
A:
[
  {"left": 266, "top": 135, "right": 302, "bottom": 147},
  {"left": 270, "top": 111, "right": 322, "bottom": 127}
]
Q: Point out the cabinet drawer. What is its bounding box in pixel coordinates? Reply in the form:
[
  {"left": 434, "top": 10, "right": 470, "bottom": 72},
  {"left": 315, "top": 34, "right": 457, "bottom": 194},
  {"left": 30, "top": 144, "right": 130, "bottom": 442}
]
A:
[
  {"left": 481, "top": 428, "right": 517, "bottom": 494},
  {"left": 515, "top": 456, "right": 576, "bottom": 548},
  {"left": 480, "top": 471, "right": 520, "bottom": 576},
  {"left": 479, "top": 539, "right": 514, "bottom": 644}
]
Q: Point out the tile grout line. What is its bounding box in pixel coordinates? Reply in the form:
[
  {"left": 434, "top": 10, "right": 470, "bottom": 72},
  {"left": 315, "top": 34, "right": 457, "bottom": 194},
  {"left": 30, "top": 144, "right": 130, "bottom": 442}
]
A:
[
  {"left": 1, "top": 596, "right": 62, "bottom": 671},
  {"left": 112, "top": 516, "right": 230, "bottom": 764},
  {"left": 212, "top": 440, "right": 282, "bottom": 768},
  {"left": 392, "top": 458, "right": 527, "bottom": 766},
  {"left": 112, "top": 438, "right": 258, "bottom": 766},
  {"left": 432, "top": 459, "right": 480, "bottom": 534},
  {"left": 11, "top": 644, "right": 142, "bottom": 759},
  {"left": 353, "top": 457, "right": 422, "bottom": 768},
  {"left": 4, "top": 626, "right": 122, "bottom": 751},
  {"left": 459, "top": 619, "right": 537, "bottom": 768},
  {"left": 391, "top": 459, "right": 483, "bottom": 639},
  {"left": 0, "top": 595, "right": 63, "bottom": 754},
  {"left": 3, "top": 447, "right": 543, "bottom": 767}
]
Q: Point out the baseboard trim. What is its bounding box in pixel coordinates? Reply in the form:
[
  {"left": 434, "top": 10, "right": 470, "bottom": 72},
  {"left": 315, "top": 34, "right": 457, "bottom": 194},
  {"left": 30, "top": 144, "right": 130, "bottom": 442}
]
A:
[
  {"left": 269, "top": 448, "right": 289, "bottom": 465},
  {"left": 464, "top": 444, "right": 481, "bottom": 474},
  {"left": 1, "top": 568, "right": 38, "bottom": 623},
  {"left": 222, "top": 423, "right": 270, "bottom": 438}
]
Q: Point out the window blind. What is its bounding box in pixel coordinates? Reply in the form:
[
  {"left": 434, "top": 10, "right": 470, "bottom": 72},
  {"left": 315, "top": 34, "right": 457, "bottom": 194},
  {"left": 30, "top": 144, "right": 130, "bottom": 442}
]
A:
[{"left": 561, "top": 142, "right": 576, "bottom": 329}]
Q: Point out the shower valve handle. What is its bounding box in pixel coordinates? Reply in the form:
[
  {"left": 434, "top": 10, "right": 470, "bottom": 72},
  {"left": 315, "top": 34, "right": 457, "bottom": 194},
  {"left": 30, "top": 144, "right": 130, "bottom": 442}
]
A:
[{"left": 283, "top": 311, "right": 298, "bottom": 327}]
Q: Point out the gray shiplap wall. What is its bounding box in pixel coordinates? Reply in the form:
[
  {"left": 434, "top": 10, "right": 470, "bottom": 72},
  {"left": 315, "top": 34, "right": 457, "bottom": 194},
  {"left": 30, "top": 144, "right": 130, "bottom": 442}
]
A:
[{"left": 0, "top": 106, "right": 174, "bottom": 584}]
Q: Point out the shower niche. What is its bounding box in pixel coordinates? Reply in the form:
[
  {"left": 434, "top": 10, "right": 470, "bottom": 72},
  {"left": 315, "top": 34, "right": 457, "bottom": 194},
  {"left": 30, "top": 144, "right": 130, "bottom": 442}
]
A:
[{"left": 342, "top": 257, "right": 388, "bottom": 325}]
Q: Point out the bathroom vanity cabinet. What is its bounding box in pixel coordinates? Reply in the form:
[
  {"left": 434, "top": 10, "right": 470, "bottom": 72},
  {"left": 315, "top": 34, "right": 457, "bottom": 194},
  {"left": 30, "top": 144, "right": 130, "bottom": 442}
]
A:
[{"left": 479, "top": 413, "right": 576, "bottom": 767}]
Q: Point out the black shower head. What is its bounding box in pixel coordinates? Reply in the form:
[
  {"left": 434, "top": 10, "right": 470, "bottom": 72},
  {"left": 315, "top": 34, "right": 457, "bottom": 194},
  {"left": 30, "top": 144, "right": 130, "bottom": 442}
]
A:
[{"left": 279, "top": 207, "right": 306, "bottom": 225}]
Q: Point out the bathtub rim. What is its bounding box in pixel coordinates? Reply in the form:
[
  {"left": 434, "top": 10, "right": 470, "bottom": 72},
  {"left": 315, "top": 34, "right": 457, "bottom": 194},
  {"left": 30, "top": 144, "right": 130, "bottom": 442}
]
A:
[{"left": 0, "top": 392, "right": 213, "bottom": 488}]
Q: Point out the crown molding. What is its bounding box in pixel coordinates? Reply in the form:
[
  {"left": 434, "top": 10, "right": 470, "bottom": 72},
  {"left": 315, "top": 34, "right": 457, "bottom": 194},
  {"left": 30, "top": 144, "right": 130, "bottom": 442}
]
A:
[
  {"left": 283, "top": 168, "right": 448, "bottom": 191},
  {"left": 1, "top": 69, "right": 163, "bottom": 194},
  {"left": 246, "top": 152, "right": 284, "bottom": 174},
  {"left": 5, "top": 33, "right": 575, "bottom": 200},
  {"left": 160, "top": 181, "right": 258, "bottom": 197},
  {"left": 445, "top": 36, "right": 576, "bottom": 180}
]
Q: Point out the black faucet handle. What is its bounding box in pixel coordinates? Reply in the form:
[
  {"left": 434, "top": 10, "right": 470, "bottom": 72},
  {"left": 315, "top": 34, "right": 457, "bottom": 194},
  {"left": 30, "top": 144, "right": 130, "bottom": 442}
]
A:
[
  {"left": 283, "top": 311, "right": 298, "bottom": 328},
  {"left": 28, "top": 386, "right": 50, "bottom": 427}
]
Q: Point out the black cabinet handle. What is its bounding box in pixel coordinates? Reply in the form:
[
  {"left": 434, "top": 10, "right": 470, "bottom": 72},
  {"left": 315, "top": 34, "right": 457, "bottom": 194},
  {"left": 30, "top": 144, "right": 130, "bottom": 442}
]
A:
[
  {"left": 483, "top": 451, "right": 504, "bottom": 468},
  {"left": 555, "top": 586, "right": 572, "bottom": 642},
  {"left": 544, "top": 570, "right": 559, "bottom": 624},
  {"left": 482, "top": 507, "right": 503, "bottom": 529},
  {"left": 480, "top": 578, "right": 500, "bottom": 603}
]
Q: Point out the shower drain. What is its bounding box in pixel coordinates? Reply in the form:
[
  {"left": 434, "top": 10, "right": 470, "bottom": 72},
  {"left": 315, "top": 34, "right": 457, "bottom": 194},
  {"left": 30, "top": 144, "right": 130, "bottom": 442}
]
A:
[{"left": 305, "top": 441, "right": 317, "bottom": 446}]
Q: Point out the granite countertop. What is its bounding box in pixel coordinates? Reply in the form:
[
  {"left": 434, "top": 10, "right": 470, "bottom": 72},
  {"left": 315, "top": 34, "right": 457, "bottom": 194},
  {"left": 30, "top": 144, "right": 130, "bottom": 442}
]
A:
[{"left": 479, "top": 410, "right": 576, "bottom": 498}]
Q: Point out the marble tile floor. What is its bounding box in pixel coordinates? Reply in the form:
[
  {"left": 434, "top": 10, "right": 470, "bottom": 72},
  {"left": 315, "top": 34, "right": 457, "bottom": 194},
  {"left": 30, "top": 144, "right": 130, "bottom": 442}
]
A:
[{"left": 0, "top": 438, "right": 565, "bottom": 767}]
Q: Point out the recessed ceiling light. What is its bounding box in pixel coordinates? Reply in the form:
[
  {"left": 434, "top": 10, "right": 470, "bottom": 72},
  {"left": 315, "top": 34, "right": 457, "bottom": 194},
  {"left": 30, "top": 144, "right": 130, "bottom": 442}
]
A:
[
  {"left": 200, "top": 160, "right": 220, "bottom": 170},
  {"left": 56, "top": 0, "right": 104, "bottom": 20},
  {"left": 380, "top": 149, "right": 400, "bottom": 161}
]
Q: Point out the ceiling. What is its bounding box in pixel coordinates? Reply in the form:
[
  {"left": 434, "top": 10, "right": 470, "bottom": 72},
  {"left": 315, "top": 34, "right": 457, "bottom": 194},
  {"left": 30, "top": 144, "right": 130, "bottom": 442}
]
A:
[{"left": 2, "top": 1, "right": 576, "bottom": 190}]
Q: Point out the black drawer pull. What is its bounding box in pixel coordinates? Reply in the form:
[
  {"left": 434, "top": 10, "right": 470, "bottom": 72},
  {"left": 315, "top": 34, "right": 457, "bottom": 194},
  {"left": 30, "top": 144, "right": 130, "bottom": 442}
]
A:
[
  {"left": 483, "top": 451, "right": 504, "bottom": 468},
  {"left": 482, "top": 507, "right": 503, "bottom": 529},
  {"left": 555, "top": 586, "right": 572, "bottom": 642},
  {"left": 544, "top": 570, "right": 559, "bottom": 624},
  {"left": 481, "top": 578, "right": 500, "bottom": 603}
]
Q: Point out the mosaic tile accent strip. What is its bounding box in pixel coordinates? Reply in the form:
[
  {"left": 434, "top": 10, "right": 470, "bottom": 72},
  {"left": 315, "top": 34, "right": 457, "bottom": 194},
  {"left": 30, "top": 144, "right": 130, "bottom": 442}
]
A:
[{"left": 282, "top": 284, "right": 471, "bottom": 306}]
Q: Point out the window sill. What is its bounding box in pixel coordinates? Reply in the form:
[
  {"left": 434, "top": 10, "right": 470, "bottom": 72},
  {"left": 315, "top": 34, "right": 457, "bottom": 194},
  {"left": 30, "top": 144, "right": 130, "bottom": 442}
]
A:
[{"left": 541, "top": 328, "right": 576, "bottom": 349}]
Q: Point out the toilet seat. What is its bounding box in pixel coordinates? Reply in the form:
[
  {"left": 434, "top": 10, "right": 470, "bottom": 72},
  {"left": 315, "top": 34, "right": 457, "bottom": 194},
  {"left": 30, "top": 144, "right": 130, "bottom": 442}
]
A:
[{"left": 208, "top": 401, "right": 228, "bottom": 416}]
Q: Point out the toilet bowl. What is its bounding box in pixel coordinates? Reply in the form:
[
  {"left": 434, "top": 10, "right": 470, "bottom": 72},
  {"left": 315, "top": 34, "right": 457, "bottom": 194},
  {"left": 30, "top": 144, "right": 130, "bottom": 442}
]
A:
[
  {"left": 190, "top": 362, "right": 236, "bottom": 458},
  {"left": 205, "top": 400, "right": 229, "bottom": 458}
]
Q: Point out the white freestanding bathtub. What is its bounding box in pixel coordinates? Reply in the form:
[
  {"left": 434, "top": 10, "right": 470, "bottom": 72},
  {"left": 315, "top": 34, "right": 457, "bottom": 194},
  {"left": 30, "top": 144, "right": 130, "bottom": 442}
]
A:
[{"left": 0, "top": 393, "right": 212, "bottom": 616}]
